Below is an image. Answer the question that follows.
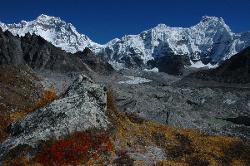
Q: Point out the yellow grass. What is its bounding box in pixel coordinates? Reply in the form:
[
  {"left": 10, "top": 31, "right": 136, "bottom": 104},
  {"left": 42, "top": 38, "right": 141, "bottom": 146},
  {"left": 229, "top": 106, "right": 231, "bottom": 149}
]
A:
[{"left": 107, "top": 88, "right": 250, "bottom": 166}]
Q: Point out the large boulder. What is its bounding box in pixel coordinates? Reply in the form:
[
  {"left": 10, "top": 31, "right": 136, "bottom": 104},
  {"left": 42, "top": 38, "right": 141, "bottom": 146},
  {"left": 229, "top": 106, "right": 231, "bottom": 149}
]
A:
[{"left": 0, "top": 74, "right": 109, "bottom": 159}]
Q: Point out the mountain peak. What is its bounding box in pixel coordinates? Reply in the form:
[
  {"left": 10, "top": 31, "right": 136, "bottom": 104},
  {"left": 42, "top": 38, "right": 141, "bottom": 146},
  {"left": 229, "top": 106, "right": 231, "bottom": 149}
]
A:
[
  {"left": 36, "top": 14, "right": 59, "bottom": 21},
  {"left": 156, "top": 23, "right": 167, "bottom": 28},
  {"left": 201, "top": 16, "right": 224, "bottom": 23},
  {"left": 102, "top": 16, "right": 249, "bottom": 69},
  {"left": 0, "top": 14, "right": 101, "bottom": 53},
  {"left": 35, "top": 14, "right": 65, "bottom": 26},
  {"left": 196, "top": 15, "right": 232, "bottom": 34}
]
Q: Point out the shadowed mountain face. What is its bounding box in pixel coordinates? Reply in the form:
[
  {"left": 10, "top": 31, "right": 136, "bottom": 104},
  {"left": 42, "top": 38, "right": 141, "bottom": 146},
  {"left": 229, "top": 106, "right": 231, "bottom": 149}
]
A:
[
  {"left": 147, "top": 55, "right": 191, "bottom": 75},
  {"left": 0, "top": 30, "right": 24, "bottom": 65},
  {"left": 0, "top": 27, "right": 113, "bottom": 74},
  {"left": 21, "top": 34, "right": 88, "bottom": 72},
  {"left": 74, "top": 48, "right": 114, "bottom": 74},
  {"left": 190, "top": 46, "right": 250, "bottom": 83}
]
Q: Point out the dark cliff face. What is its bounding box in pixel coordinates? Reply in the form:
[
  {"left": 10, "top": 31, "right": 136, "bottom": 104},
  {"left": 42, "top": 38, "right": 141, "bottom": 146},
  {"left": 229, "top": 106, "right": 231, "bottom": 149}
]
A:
[
  {"left": 147, "top": 55, "right": 191, "bottom": 75},
  {"left": 0, "top": 28, "right": 24, "bottom": 65},
  {"left": 0, "top": 28, "right": 113, "bottom": 73},
  {"left": 74, "top": 48, "right": 114, "bottom": 74},
  {"left": 20, "top": 33, "right": 90, "bottom": 72},
  {"left": 191, "top": 46, "right": 250, "bottom": 83}
]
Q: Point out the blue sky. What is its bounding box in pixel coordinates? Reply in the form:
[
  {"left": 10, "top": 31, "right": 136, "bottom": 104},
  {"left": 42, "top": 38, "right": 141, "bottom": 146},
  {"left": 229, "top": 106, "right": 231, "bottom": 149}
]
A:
[{"left": 0, "top": 0, "right": 250, "bottom": 43}]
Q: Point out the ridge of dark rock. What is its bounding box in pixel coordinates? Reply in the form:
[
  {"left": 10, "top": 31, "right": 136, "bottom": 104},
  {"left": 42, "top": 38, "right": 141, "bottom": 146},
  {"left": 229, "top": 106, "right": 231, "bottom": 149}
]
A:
[
  {"left": 0, "top": 28, "right": 113, "bottom": 74},
  {"left": 190, "top": 46, "right": 250, "bottom": 83}
]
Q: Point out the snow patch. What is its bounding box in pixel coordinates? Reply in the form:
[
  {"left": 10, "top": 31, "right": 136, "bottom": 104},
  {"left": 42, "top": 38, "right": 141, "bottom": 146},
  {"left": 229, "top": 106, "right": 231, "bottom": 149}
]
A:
[
  {"left": 144, "top": 67, "right": 159, "bottom": 72},
  {"left": 118, "top": 76, "right": 152, "bottom": 85},
  {"left": 108, "top": 60, "right": 126, "bottom": 70},
  {"left": 190, "top": 60, "right": 218, "bottom": 69}
]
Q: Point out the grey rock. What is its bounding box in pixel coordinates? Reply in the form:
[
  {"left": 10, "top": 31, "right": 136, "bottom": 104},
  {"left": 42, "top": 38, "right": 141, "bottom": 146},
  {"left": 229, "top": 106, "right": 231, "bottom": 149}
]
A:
[
  {"left": 93, "top": 69, "right": 250, "bottom": 141},
  {"left": 0, "top": 74, "right": 109, "bottom": 159}
]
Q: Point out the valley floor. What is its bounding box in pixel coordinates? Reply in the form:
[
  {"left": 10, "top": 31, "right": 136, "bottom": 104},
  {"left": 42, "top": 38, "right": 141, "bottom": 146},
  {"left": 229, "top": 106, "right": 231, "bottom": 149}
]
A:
[{"left": 0, "top": 66, "right": 250, "bottom": 165}]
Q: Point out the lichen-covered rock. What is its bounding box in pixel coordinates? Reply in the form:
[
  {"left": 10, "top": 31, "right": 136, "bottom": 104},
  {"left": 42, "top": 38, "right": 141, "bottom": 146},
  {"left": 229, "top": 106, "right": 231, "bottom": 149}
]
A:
[{"left": 0, "top": 74, "right": 109, "bottom": 159}]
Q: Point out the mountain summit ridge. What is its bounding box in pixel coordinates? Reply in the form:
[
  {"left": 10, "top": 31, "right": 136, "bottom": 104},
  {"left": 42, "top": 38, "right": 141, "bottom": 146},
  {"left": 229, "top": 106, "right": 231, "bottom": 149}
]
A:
[
  {"left": 1, "top": 14, "right": 250, "bottom": 70},
  {"left": 103, "top": 15, "right": 250, "bottom": 68},
  {"left": 0, "top": 14, "right": 102, "bottom": 53}
]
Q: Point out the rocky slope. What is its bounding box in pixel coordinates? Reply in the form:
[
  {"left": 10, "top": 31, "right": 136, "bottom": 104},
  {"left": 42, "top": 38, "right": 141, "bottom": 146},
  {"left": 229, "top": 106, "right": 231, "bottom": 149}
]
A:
[
  {"left": 0, "top": 74, "right": 109, "bottom": 160},
  {"left": 87, "top": 64, "right": 250, "bottom": 142},
  {"left": 116, "top": 77, "right": 250, "bottom": 141},
  {"left": 1, "top": 74, "right": 250, "bottom": 165},
  {"left": 0, "top": 27, "right": 113, "bottom": 74},
  {"left": 147, "top": 54, "right": 190, "bottom": 75},
  {"left": 0, "top": 65, "right": 45, "bottom": 142}
]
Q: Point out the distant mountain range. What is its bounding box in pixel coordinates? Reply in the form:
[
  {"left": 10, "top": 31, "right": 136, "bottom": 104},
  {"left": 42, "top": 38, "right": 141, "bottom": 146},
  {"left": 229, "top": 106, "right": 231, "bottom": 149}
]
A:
[{"left": 1, "top": 14, "right": 250, "bottom": 72}]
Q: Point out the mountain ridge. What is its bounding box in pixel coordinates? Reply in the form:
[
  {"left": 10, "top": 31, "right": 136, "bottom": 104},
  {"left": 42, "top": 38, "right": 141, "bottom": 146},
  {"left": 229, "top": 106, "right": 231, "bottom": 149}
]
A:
[
  {"left": 0, "top": 27, "right": 113, "bottom": 74},
  {"left": 1, "top": 14, "right": 250, "bottom": 72},
  {"left": 0, "top": 14, "right": 102, "bottom": 53}
]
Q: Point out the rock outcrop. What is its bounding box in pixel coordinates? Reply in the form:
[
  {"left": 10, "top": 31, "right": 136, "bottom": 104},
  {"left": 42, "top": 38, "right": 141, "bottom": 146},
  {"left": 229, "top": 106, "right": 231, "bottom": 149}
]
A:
[{"left": 0, "top": 74, "right": 109, "bottom": 160}]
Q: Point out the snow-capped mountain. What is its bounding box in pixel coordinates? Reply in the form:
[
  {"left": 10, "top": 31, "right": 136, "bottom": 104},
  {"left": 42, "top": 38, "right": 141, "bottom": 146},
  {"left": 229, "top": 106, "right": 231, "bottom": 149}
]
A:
[
  {"left": 1, "top": 15, "right": 250, "bottom": 71},
  {"left": 0, "top": 14, "right": 102, "bottom": 53},
  {"left": 102, "top": 16, "right": 250, "bottom": 68}
]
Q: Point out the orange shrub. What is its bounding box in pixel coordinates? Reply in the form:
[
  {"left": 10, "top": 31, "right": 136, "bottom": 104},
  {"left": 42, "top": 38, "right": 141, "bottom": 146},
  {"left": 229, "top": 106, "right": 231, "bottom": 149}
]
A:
[
  {"left": 34, "top": 131, "right": 113, "bottom": 165},
  {"left": 36, "top": 89, "right": 57, "bottom": 109},
  {"left": 9, "top": 89, "right": 57, "bottom": 122}
]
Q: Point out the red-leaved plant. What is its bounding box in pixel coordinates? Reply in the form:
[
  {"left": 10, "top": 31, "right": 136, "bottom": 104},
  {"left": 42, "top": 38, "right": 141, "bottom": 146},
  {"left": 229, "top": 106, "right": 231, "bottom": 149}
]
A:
[{"left": 35, "top": 131, "right": 113, "bottom": 165}]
